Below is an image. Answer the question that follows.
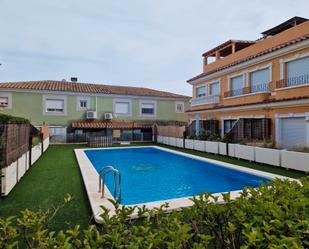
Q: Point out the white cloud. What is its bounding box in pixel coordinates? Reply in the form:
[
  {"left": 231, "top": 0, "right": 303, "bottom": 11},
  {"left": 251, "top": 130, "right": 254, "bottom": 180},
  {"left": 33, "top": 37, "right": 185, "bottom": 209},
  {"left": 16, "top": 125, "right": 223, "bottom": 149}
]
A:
[{"left": 0, "top": 0, "right": 308, "bottom": 95}]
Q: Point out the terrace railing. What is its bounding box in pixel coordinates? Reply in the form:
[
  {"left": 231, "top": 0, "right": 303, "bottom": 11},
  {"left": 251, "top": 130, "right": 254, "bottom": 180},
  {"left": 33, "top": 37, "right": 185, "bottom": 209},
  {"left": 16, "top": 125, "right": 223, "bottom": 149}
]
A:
[
  {"left": 224, "top": 82, "right": 270, "bottom": 97},
  {"left": 276, "top": 74, "right": 309, "bottom": 89},
  {"left": 190, "top": 95, "right": 220, "bottom": 106},
  {"left": 251, "top": 82, "right": 270, "bottom": 93}
]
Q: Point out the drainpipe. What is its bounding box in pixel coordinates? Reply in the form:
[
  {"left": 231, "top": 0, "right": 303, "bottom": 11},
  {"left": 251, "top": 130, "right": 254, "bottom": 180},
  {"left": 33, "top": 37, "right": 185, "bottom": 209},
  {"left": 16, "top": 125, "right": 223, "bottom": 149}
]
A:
[{"left": 95, "top": 96, "right": 97, "bottom": 112}]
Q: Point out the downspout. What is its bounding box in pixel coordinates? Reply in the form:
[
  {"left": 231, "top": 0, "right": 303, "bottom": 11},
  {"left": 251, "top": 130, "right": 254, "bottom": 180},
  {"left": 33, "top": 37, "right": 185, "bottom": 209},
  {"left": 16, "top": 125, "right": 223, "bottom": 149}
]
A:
[{"left": 95, "top": 96, "right": 97, "bottom": 112}]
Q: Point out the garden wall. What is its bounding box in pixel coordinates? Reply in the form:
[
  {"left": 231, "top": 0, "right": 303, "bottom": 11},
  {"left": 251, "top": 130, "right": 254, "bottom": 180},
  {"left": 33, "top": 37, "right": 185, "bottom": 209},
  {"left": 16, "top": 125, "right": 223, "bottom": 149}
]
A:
[
  {"left": 156, "top": 136, "right": 309, "bottom": 173},
  {"left": 1, "top": 124, "right": 50, "bottom": 196}
]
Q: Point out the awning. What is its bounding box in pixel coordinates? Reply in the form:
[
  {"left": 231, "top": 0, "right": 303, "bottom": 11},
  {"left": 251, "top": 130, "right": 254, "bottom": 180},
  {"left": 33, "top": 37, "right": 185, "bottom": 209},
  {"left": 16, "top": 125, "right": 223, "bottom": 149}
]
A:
[{"left": 71, "top": 121, "right": 153, "bottom": 129}]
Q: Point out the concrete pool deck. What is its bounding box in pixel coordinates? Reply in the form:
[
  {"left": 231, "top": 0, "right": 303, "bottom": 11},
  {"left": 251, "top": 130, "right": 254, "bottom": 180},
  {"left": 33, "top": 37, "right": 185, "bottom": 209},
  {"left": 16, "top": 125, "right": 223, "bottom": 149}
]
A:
[{"left": 74, "top": 145, "right": 293, "bottom": 223}]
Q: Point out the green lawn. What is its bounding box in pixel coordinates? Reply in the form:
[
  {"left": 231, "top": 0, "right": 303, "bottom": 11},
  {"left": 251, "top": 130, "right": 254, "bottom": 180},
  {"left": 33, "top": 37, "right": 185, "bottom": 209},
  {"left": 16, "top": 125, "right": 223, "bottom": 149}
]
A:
[{"left": 0, "top": 143, "right": 306, "bottom": 231}]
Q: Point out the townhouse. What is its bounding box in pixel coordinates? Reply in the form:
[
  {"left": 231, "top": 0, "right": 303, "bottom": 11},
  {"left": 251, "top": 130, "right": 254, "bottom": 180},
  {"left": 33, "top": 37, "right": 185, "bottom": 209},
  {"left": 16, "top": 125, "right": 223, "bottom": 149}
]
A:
[
  {"left": 187, "top": 17, "right": 309, "bottom": 148},
  {"left": 0, "top": 79, "right": 189, "bottom": 142}
]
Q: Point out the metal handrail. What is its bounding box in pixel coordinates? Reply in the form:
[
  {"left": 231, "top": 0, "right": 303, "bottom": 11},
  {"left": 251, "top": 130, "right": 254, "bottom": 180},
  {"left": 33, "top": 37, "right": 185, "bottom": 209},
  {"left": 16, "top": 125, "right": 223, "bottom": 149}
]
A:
[{"left": 98, "top": 166, "right": 121, "bottom": 201}]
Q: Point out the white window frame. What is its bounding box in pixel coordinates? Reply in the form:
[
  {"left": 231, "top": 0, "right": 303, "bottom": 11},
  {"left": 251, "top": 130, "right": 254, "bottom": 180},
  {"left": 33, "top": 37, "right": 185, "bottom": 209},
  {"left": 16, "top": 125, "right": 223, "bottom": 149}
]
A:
[
  {"left": 195, "top": 85, "right": 207, "bottom": 98},
  {"left": 228, "top": 73, "right": 246, "bottom": 91},
  {"left": 279, "top": 52, "right": 309, "bottom": 80},
  {"left": 0, "top": 92, "right": 12, "bottom": 109},
  {"left": 247, "top": 63, "right": 272, "bottom": 85},
  {"left": 43, "top": 95, "right": 67, "bottom": 116},
  {"left": 275, "top": 112, "right": 309, "bottom": 147},
  {"left": 175, "top": 101, "right": 185, "bottom": 113},
  {"left": 208, "top": 79, "right": 221, "bottom": 96},
  {"left": 139, "top": 100, "right": 157, "bottom": 117},
  {"left": 113, "top": 98, "right": 132, "bottom": 116},
  {"left": 76, "top": 96, "right": 90, "bottom": 111}
]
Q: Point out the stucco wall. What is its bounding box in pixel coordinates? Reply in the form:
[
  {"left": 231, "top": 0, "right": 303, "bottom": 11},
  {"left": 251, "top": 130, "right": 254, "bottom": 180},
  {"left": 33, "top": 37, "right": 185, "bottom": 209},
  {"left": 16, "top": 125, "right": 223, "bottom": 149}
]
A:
[{"left": 1, "top": 92, "right": 189, "bottom": 126}]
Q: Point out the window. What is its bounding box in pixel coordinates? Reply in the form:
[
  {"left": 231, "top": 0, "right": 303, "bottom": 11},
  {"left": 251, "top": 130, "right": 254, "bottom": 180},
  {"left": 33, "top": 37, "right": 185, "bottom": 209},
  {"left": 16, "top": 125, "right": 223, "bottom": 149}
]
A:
[
  {"left": 141, "top": 103, "right": 155, "bottom": 115},
  {"left": 0, "top": 96, "right": 9, "bottom": 106},
  {"left": 230, "top": 75, "right": 244, "bottom": 96},
  {"left": 285, "top": 56, "right": 309, "bottom": 87},
  {"left": 45, "top": 99, "right": 64, "bottom": 112},
  {"left": 209, "top": 81, "right": 220, "bottom": 95},
  {"left": 0, "top": 93, "right": 11, "bottom": 109},
  {"left": 80, "top": 100, "right": 87, "bottom": 108},
  {"left": 115, "top": 102, "right": 130, "bottom": 114},
  {"left": 196, "top": 86, "right": 206, "bottom": 98},
  {"left": 250, "top": 68, "right": 270, "bottom": 92},
  {"left": 175, "top": 102, "right": 184, "bottom": 113},
  {"left": 224, "top": 119, "right": 237, "bottom": 134},
  {"left": 76, "top": 96, "right": 89, "bottom": 111},
  {"left": 139, "top": 100, "right": 156, "bottom": 116}
]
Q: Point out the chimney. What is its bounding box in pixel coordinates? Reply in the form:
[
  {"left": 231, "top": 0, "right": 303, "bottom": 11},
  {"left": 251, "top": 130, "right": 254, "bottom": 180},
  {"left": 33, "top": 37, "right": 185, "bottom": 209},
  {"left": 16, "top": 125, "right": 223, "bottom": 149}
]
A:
[{"left": 71, "top": 77, "right": 78, "bottom": 82}]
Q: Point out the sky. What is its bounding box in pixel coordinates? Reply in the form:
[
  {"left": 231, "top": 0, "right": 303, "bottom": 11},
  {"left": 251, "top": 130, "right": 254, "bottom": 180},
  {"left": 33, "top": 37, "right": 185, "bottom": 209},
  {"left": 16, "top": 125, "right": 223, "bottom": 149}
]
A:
[{"left": 0, "top": 1, "right": 308, "bottom": 96}]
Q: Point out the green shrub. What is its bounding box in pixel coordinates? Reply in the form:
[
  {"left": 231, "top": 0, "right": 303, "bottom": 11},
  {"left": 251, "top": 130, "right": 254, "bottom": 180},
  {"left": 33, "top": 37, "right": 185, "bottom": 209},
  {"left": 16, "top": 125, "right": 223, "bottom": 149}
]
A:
[
  {"left": 0, "top": 113, "right": 30, "bottom": 124},
  {"left": 0, "top": 178, "right": 308, "bottom": 248}
]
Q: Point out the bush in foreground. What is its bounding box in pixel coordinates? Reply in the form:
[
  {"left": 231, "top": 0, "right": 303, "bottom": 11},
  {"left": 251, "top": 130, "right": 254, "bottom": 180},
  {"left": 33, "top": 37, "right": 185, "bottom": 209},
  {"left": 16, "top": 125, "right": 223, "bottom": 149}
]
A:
[{"left": 0, "top": 177, "right": 308, "bottom": 249}]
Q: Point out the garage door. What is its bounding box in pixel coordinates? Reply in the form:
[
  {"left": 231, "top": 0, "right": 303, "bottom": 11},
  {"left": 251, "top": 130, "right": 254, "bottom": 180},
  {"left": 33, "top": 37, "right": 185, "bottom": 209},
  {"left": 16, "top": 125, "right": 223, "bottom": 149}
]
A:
[{"left": 281, "top": 118, "right": 306, "bottom": 148}]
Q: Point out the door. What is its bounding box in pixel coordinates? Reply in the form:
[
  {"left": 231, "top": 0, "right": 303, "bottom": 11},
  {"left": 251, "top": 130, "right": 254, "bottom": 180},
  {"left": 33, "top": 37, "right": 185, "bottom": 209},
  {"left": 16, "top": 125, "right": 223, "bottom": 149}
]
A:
[{"left": 281, "top": 118, "right": 306, "bottom": 148}]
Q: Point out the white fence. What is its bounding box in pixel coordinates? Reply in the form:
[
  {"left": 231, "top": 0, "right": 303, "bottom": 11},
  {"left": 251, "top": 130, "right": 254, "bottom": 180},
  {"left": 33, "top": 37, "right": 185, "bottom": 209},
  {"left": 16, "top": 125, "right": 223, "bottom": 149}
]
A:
[
  {"left": 1, "top": 137, "right": 50, "bottom": 196},
  {"left": 156, "top": 135, "right": 309, "bottom": 173}
]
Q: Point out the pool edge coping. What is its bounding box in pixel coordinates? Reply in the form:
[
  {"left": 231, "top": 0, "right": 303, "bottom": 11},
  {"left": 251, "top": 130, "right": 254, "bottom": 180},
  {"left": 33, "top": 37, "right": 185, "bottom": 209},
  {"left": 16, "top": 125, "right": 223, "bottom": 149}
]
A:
[{"left": 74, "top": 145, "right": 295, "bottom": 224}]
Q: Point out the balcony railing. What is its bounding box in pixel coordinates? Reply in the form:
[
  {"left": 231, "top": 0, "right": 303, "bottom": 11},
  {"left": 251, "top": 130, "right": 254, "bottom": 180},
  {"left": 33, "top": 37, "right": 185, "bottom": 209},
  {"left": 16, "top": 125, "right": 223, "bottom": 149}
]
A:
[
  {"left": 190, "top": 95, "right": 220, "bottom": 106},
  {"left": 276, "top": 74, "right": 309, "bottom": 89},
  {"left": 224, "top": 83, "right": 270, "bottom": 98}
]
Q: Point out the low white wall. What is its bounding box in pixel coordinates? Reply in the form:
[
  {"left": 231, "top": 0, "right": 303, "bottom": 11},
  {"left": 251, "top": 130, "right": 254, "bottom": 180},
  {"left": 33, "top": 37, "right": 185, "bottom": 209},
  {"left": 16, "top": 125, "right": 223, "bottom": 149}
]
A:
[
  {"left": 185, "top": 139, "right": 194, "bottom": 150},
  {"left": 176, "top": 138, "right": 183, "bottom": 148},
  {"left": 163, "top": 136, "right": 169, "bottom": 145},
  {"left": 2, "top": 136, "right": 50, "bottom": 196},
  {"left": 156, "top": 135, "right": 309, "bottom": 173},
  {"left": 228, "top": 144, "right": 235, "bottom": 157},
  {"left": 206, "top": 141, "right": 219, "bottom": 154},
  {"left": 43, "top": 137, "right": 50, "bottom": 152},
  {"left": 194, "top": 140, "right": 206, "bottom": 152},
  {"left": 157, "top": 135, "right": 163, "bottom": 144},
  {"left": 235, "top": 144, "right": 255, "bottom": 161},
  {"left": 1, "top": 161, "right": 17, "bottom": 196},
  {"left": 219, "top": 142, "right": 227, "bottom": 156},
  {"left": 17, "top": 153, "right": 27, "bottom": 181},
  {"left": 31, "top": 143, "right": 42, "bottom": 165},
  {"left": 281, "top": 150, "right": 309, "bottom": 172},
  {"left": 169, "top": 137, "right": 177, "bottom": 147},
  {"left": 255, "top": 147, "right": 281, "bottom": 166},
  {"left": 25, "top": 151, "right": 30, "bottom": 171}
]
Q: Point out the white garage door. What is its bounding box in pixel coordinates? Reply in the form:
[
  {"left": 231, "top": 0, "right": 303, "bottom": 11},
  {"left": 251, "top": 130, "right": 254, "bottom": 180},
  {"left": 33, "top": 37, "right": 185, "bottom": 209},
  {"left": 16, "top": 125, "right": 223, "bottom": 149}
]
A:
[{"left": 281, "top": 118, "right": 306, "bottom": 148}]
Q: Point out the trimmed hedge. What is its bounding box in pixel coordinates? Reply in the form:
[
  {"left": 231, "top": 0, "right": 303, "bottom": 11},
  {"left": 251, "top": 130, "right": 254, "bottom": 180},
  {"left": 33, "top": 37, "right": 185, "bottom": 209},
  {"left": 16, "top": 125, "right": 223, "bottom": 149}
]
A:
[
  {"left": 0, "top": 113, "right": 30, "bottom": 124},
  {"left": 0, "top": 177, "right": 308, "bottom": 248}
]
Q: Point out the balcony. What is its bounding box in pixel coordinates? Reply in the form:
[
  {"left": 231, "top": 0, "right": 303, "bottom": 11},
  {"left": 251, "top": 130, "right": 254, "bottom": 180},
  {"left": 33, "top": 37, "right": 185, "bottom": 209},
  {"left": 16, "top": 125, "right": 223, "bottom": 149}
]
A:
[
  {"left": 224, "top": 83, "right": 270, "bottom": 98},
  {"left": 190, "top": 95, "right": 220, "bottom": 107},
  {"left": 276, "top": 74, "right": 309, "bottom": 89}
]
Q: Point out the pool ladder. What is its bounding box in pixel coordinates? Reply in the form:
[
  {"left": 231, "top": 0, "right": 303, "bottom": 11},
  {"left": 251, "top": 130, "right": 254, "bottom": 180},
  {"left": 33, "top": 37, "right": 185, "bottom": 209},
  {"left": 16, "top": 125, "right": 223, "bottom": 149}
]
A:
[{"left": 98, "top": 166, "right": 121, "bottom": 201}]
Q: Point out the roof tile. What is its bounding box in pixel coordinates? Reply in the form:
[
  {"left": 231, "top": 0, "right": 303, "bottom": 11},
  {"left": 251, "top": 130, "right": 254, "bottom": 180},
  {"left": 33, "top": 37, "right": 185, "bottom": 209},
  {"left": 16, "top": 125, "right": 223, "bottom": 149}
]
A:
[{"left": 0, "top": 80, "right": 190, "bottom": 99}]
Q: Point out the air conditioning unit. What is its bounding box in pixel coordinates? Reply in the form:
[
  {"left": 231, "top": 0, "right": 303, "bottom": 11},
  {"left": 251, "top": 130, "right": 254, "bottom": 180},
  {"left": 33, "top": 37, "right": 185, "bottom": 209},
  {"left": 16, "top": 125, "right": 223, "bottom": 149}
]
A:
[
  {"left": 104, "top": 113, "right": 113, "bottom": 120},
  {"left": 86, "top": 111, "right": 97, "bottom": 119}
]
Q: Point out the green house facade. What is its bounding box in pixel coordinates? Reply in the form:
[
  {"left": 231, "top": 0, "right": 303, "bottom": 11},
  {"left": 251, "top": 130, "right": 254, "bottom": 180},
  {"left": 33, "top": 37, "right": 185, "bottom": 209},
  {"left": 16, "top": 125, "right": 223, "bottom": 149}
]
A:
[{"left": 0, "top": 80, "right": 189, "bottom": 142}]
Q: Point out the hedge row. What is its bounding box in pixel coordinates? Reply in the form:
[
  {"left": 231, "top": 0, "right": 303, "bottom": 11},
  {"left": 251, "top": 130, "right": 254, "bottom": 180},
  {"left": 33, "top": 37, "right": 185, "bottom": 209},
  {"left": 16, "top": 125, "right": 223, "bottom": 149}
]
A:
[
  {"left": 0, "top": 177, "right": 308, "bottom": 248},
  {"left": 0, "top": 113, "right": 30, "bottom": 124}
]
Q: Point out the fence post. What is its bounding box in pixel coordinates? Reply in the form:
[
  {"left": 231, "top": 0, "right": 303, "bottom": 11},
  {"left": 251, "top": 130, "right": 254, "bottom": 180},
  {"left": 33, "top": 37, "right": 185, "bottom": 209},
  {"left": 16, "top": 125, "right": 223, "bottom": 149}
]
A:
[{"left": 28, "top": 133, "right": 33, "bottom": 167}]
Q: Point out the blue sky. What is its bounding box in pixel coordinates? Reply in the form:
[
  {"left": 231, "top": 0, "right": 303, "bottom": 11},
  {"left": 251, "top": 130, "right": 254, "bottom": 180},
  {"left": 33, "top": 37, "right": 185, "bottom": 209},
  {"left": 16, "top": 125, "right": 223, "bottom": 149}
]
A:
[{"left": 0, "top": 0, "right": 308, "bottom": 95}]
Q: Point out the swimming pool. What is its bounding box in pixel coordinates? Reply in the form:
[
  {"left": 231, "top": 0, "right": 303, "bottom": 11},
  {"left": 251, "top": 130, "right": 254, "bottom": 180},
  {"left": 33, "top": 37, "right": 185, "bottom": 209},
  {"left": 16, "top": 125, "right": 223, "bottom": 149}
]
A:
[
  {"left": 84, "top": 147, "right": 269, "bottom": 205},
  {"left": 75, "top": 146, "right": 288, "bottom": 222}
]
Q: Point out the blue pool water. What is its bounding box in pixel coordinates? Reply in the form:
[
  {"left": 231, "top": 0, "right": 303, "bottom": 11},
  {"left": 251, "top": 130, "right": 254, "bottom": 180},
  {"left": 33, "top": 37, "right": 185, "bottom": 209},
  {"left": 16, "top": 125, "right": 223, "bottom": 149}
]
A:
[{"left": 85, "top": 147, "right": 269, "bottom": 205}]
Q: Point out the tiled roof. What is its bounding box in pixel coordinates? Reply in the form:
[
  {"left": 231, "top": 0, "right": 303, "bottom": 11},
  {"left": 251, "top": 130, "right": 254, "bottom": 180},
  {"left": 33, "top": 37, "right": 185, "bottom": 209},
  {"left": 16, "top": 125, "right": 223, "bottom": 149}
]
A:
[
  {"left": 202, "top": 40, "right": 255, "bottom": 57},
  {"left": 71, "top": 121, "right": 154, "bottom": 129},
  {"left": 186, "top": 96, "right": 309, "bottom": 113},
  {"left": 188, "top": 34, "right": 309, "bottom": 83},
  {"left": 0, "top": 80, "right": 190, "bottom": 99}
]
